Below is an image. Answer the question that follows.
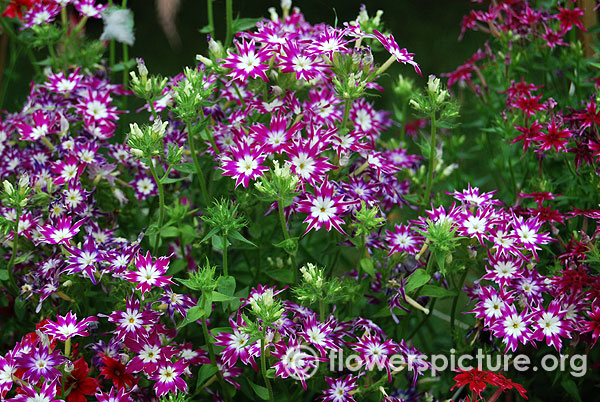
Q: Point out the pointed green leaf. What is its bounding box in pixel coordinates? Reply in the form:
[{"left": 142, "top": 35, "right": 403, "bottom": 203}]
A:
[
  {"left": 229, "top": 230, "right": 256, "bottom": 247},
  {"left": 405, "top": 269, "right": 431, "bottom": 292},
  {"left": 247, "top": 379, "right": 270, "bottom": 400}
]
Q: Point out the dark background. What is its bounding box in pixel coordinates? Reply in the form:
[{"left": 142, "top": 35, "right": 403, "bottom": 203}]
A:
[
  {"left": 3, "top": 1, "right": 486, "bottom": 111},
  {"left": 131, "top": 0, "right": 484, "bottom": 80}
]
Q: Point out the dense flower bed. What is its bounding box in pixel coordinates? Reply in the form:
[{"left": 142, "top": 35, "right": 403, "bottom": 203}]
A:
[{"left": 0, "top": 0, "right": 599, "bottom": 401}]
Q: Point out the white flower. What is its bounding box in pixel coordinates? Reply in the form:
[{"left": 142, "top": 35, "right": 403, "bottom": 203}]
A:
[{"left": 101, "top": 8, "right": 135, "bottom": 46}]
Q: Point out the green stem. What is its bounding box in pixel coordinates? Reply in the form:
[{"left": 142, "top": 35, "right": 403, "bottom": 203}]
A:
[
  {"left": 231, "top": 81, "right": 246, "bottom": 108},
  {"left": 185, "top": 122, "right": 209, "bottom": 205},
  {"left": 225, "top": 0, "right": 233, "bottom": 47},
  {"left": 319, "top": 300, "right": 327, "bottom": 321},
  {"left": 148, "top": 99, "right": 158, "bottom": 120},
  {"left": 450, "top": 269, "right": 468, "bottom": 335},
  {"left": 0, "top": 17, "right": 40, "bottom": 76},
  {"left": 122, "top": 43, "right": 129, "bottom": 88},
  {"left": 149, "top": 161, "right": 165, "bottom": 252},
  {"left": 407, "top": 299, "right": 437, "bottom": 341},
  {"left": 6, "top": 209, "right": 20, "bottom": 292},
  {"left": 222, "top": 232, "right": 228, "bottom": 277},
  {"left": 278, "top": 200, "right": 297, "bottom": 282},
  {"left": 400, "top": 101, "right": 408, "bottom": 144},
  {"left": 341, "top": 98, "right": 351, "bottom": 130},
  {"left": 421, "top": 112, "right": 437, "bottom": 213},
  {"left": 206, "top": 0, "right": 215, "bottom": 39},
  {"left": 202, "top": 318, "right": 230, "bottom": 401},
  {"left": 261, "top": 324, "right": 275, "bottom": 402},
  {"left": 64, "top": 338, "right": 71, "bottom": 358}
]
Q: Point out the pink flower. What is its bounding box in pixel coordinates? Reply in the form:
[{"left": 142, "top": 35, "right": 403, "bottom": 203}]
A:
[
  {"left": 532, "top": 301, "right": 572, "bottom": 351},
  {"left": 64, "top": 235, "right": 102, "bottom": 284},
  {"left": 271, "top": 337, "right": 325, "bottom": 390},
  {"left": 0, "top": 353, "right": 17, "bottom": 398},
  {"left": 124, "top": 251, "right": 174, "bottom": 295},
  {"left": 17, "top": 344, "right": 66, "bottom": 383},
  {"left": 38, "top": 216, "right": 85, "bottom": 245},
  {"left": 277, "top": 39, "right": 329, "bottom": 81},
  {"left": 214, "top": 316, "right": 260, "bottom": 369},
  {"left": 349, "top": 333, "right": 398, "bottom": 382},
  {"left": 45, "top": 68, "right": 83, "bottom": 94},
  {"left": 104, "top": 295, "right": 161, "bottom": 341},
  {"left": 372, "top": 30, "right": 421, "bottom": 75},
  {"left": 7, "top": 379, "right": 64, "bottom": 402},
  {"left": 320, "top": 374, "right": 357, "bottom": 402},
  {"left": 491, "top": 304, "right": 535, "bottom": 353},
  {"left": 385, "top": 224, "right": 423, "bottom": 256},
  {"left": 534, "top": 119, "right": 572, "bottom": 152},
  {"left": 220, "top": 38, "right": 272, "bottom": 82},
  {"left": 219, "top": 141, "right": 269, "bottom": 188},
  {"left": 297, "top": 178, "right": 354, "bottom": 235},
  {"left": 42, "top": 311, "right": 98, "bottom": 341},
  {"left": 150, "top": 360, "right": 189, "bottom": 397},
  {"left": 74, "top": 0, "right": 107, "bottom": 18},
  {"left": 15, "top": 110, "right": 57, "bottom": 141}
]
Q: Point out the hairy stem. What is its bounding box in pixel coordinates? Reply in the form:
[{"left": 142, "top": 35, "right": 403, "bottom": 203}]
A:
[
  {"left": 261, "top": 324, "right": 274, "bottom": 402},
  {"left": 149, "top": 161, "right": 165, "bottom": 252},
  {"left": 421, "top": 112, "right": 437, "bottom": 213},
  {"left": 186, "top": 122, "right": 209, "bottom": 205},
  {"left": 225, "top": 0, "right": 233, "bottom": 47}
]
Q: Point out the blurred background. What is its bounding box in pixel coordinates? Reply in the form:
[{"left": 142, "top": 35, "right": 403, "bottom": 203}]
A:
[
  {"left": 131, "top": 0, "right": 484, "bottom": 77},
  {"left": 2, "top": 1, "right": 486, "bottom": 111}
]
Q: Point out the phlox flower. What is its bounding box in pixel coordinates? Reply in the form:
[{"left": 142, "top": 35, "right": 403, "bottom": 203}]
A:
[
  {"left": 491, "top": 304, "right": 535, "bottom": 353},
  {"left": 42, "top": 311, "right": 97, "bottom": 341},
  {"left": 372, "top": 30, "right": 421, "bottom": 75},
  {"left": 385, "top": 224, "right": 422, "bottom": 256},
  {"left": 150, "top": 360, "right": 189, "bottom": 397},
  {"left": 320, "top": 374, "right": 357, "bottom": 402},
  {"left": 124, "top": 251, "right": 174, "bottom": 295},
  {"left": 220, "top": 38, "right": 272, "bottom": 82},
  {"left": 219, "top": 141, "right": 269, "bottom": 188},
  {"left": 38, "top": 216, "right": 85, "bottom": 245},
  {"left": 532, "top": 301, "right": 572, "bottom": 351},
  {"left": 297, "top": 178, "right": 355, "bottom": 235}
]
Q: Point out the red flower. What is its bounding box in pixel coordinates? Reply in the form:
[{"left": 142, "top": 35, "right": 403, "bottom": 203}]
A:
[
  {"left": 65, "top": 358, "right": 100, "bottom": 402},
  {"left": 534, "top": 119, "right": 572, "bottom": 152},
  {"left": 450, "top": 368, "right": 502, "bottom": 400},
  {"left": 491, "top": 372, "right": 528, "bottom": 400},
  {"left": 1, "top": 0, "right": 34, "bottom": 19},
  {"left": 451, "top": 369, "right": 528, "bottom": 401},
  {"left": 99, "top": 354, "right": 137, "bottom": 389}
]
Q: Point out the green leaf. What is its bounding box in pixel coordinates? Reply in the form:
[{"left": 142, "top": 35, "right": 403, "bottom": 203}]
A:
[
  {"left": 15, "top": 297, "right": 26, "bottom": 321},
  {"left": 405, "top": 269, "right": 431, "bottom": 292},
  {"left": 179, "top": 224, "right": 199, "bottom": 245},
  {"left": 196, "top": 364, "right": 218, "bottom": 388},
  {"left": 160, "top": 226, "right": 179, "bottom": 238},
  {"left": 232, "top": 17, "right": 261, "bottom": 33},
  {"left": 561, "top": 379, "right": 582, "bottom": 402},
  {"left": 200, "top": 227, "right": 221, "bottom": 244},
  {"left": 229, "top": 230, "right": 256, "bottom": 247},
  {"left": 266, "top": 368, "right": 276, "bottom": 379},
  {"left": 175, "top": 163, "right": 196, "bottom": 174},
  {"left": 217, "top": 276, "right": 236, "bottom": 296},
  {"left": 247, "top": 379, "right": 270, "bottom": 400},
  {"left": 265, "top": 269, "right": 294, "bottom": 284},
  {"left": 211, "top": 291, "right": 237, "bottom": 302},
  {"left": 161, "top": 177, "right": 186, "bottom": 184},
  {"left": 360, "top": 258, "right": 375, "bottom": 278},
  {"left": 273, "top": 237, "right": 298, "bottom": 255},
  {"left": 0, "top": 269, "right": 9, "bottom": 281},
  {"left": 112, "top": 59, "right": 136, "bottom": 72},
  {"left": 186, "top": 306, "right": 205, "bottom": 322},
  {"left": 145, "top": 224, "right": 160, "bottom": 236},
  {"left": 419, "top": 285, "right": 457, "bottom": 298}
]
